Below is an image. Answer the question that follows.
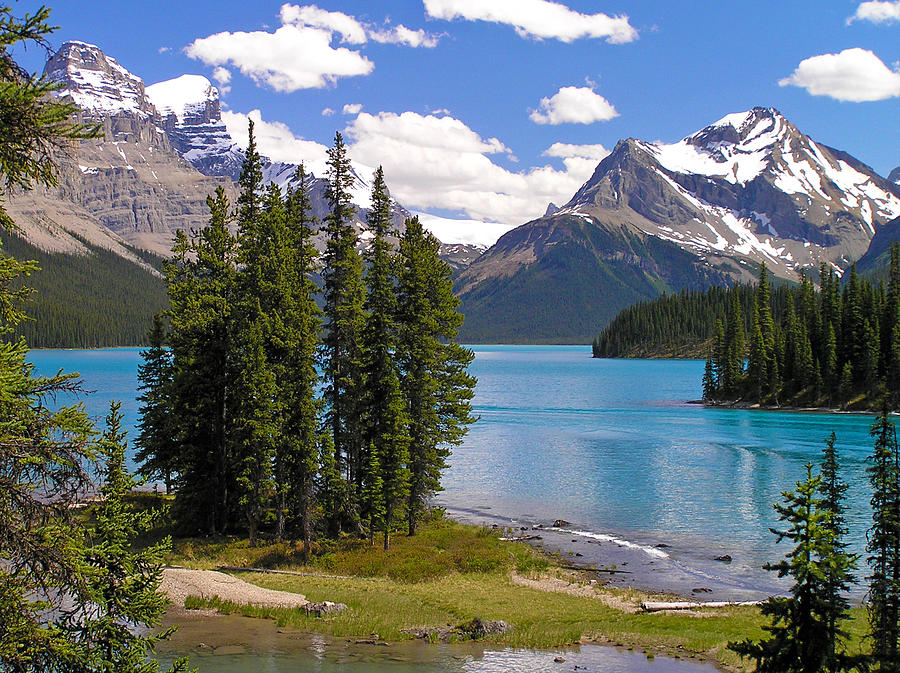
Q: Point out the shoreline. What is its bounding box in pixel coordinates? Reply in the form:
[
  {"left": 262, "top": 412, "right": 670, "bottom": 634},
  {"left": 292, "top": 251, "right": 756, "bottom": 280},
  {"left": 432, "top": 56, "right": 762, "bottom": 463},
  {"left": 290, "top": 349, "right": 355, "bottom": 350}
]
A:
[{"left": 441, "top": 505, "right": 779, "bottom": 604}]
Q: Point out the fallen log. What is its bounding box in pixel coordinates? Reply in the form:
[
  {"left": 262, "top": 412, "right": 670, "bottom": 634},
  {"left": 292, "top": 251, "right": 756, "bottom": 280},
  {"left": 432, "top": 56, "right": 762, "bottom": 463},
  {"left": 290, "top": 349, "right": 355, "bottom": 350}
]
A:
[{"left": 641, "top": 599, "right": 763, "bottom": 612}]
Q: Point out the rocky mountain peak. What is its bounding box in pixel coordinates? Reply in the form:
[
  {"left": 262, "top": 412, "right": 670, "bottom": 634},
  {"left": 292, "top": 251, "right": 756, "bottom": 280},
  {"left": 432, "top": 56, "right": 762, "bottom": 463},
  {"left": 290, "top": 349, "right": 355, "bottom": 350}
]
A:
[
  {"left": 890, "top": 166, "right": 900, "bottom": 185},
  {"left": 146, "top": 75, "right": 219, "bottom": 125},
  {"left": 44, "top": 41, "right": 154, "bottom": 118}
]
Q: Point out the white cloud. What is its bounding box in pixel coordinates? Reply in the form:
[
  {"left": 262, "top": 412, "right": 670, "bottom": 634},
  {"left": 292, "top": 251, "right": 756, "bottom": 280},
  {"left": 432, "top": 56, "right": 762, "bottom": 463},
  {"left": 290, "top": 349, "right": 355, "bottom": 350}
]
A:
[
  {"left": 211, "top": 66, "right": 232, "bottom": 84},
  {"left": 157, "top": 46, "right": 171, "bottom": 54},
  {"left": 342, "top": 102, "right": 363, "bottom": 115},
  {"left": 186, "top": 24, "right": 374, "bottom": 92},
  {"left": 848, "top": 1, "right": 900, "bottom": 24},
  {"left": 343, "top": 111, "right": 601, "bottom": 226},
  {"left": 530, "top": 86, "right": 619, "bottom": 125},
  {"left": 321, "top": 107, "right": 336, "bottom": 116},
  {"left": 423, "top": 0, "right": 637, "bottom": 43},
  {"left": 413, "top": 211, "right": 514, "bottom": 246},
  {"left": 779, "top": 47, "right": 900, "bottom": 102},
  {"left": 370, "top": 25, "right": 441, "bottom": 47},
  {"left": 279, "top": 3, "right": 368, "bottom": 43},
  {"left": 222, "top": 109, "right": 330, "bottom": 175}
]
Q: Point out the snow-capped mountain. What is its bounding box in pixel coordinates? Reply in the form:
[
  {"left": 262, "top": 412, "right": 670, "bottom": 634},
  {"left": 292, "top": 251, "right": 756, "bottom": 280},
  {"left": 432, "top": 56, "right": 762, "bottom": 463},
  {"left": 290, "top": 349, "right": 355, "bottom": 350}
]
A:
[
  {"left": 564, "top": 107, "right": 900, "bottom": 279},
  {"left": 456, "top": 108, "right": 900, "bottom": 342},
  {"left": 890, "top": 166, "right": 900, "bottom": 185},
  {"left": 146, "top": 74, "right": 244, "bottom": 179}
]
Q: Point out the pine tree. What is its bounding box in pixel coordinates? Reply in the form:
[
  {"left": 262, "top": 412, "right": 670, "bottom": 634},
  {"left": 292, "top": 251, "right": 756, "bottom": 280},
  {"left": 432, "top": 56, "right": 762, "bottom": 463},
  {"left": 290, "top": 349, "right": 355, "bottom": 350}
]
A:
[
  {"left": 135, "top": 313, "right": 176, "bottom": 493},
  {"left": 702, "top": 353, "right": 716, "bottom": 400},
  {"left": 865, "top": 412, "right": 900, "bottom": 671},
  {"left": 321, "top": 132, "right": 366, "bottom": 532},
  {"left": 729, "top": 464, "right": 852, "bottom": 673},
  {"left": 397, "top": 216, "right": 476, "bottom": 536}
]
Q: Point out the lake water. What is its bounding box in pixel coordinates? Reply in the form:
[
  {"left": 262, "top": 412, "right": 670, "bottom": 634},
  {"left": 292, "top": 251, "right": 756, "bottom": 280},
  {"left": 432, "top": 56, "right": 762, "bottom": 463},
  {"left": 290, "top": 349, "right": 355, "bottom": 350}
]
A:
[{"left": 29, "top": 346, "right": 879, "bottom": 599}]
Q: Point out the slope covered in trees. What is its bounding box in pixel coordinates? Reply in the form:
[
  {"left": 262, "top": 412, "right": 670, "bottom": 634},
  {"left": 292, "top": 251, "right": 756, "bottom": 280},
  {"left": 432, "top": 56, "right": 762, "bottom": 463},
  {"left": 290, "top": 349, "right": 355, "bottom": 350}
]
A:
[{"left": 1, "top": 229, "right": 166, "bottom": 347}]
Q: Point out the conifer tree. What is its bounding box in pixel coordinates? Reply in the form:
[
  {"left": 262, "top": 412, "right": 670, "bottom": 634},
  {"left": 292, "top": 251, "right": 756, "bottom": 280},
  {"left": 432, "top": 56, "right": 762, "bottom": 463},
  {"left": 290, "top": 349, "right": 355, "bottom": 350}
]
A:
[
  {"left": 281, "top": 165, "right": 322, "bottom": 554},
  {"left": 865, "top": 412, "right": 900, "bottom": 671},
  {"left": 818, "top": 433, "right": 857, "bottom": 673},
  {"left": 321, "top": 132, "right": 366, "bottom": 532},
  {"left": 397, "top": 216, "right": 476, "bottom": 536},
  {"left": 729, "top": 464, "right": 852, "bottom": 673},
  {"left": 78, "top": 402, "right": 188, "bottom": 673},
  {"left": 165, "top": 187, "right": 238, "bottom": 534},
  {"left": 361, "top": 167, "right": 410, "bottom": 548},
  {"left": 135, "top": 313, "right": 175, "bottom": 493}
]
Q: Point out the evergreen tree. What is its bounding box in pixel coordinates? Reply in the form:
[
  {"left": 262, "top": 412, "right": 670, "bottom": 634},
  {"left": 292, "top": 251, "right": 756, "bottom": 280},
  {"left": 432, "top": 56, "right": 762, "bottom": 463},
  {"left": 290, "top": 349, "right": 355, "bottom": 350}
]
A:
[
  {"left": 281, "top": 165, "right": 322, "bottom": 554},
  {"left": 321, "top": 132, "right": 366, "bottom": 532},
  {"left": 360, "top": 167, "right": 410, "bottom": 548},
  {"left": 135, "top": 313, "right": 175, "bottom": 493},
  {"left": 77, "top": 402, "right": 188, "bottom": 673},
  {"left": 702, "top": 353, "right": 716, "bottom": 400},
  {"left": 397, "top": 216, "right": 476, "bottom": 536},
  {"left": 865, "top": 412, "right": 900, "bottom": 671},
  {"left": 818, "top": 433, "right": 857, "bottom": 673},
  {"left": 729, "top": 464, "right": 853, "bottom": 673},
  {"left": 165, "top": 188, "right": 238, "bottom": 534},
  {"left": 723, "top": 291, "right": 745, "bottom": 395}
]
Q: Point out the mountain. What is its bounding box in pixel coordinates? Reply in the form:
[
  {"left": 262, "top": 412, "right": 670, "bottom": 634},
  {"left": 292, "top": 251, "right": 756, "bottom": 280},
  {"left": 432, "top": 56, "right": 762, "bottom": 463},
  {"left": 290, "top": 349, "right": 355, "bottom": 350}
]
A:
[
  {"left": 457, "top": 108, "right": 900, "bottom": 343},
  {"left": 890, "top": 166, "right": 900, "bottom": 185}
]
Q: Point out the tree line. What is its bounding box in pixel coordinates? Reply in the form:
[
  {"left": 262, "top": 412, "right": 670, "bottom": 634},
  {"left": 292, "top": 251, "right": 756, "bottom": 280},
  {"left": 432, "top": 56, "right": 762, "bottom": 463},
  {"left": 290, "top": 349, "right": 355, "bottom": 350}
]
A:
[
  {"left": 730, "top": 414, "right": 900, "bottom": 672},
  {"left": 703, "top": 254, "right": 900, "bottom": 409},
  {"left": 135, "top": 126, "right": 476, "bottom": 550}
]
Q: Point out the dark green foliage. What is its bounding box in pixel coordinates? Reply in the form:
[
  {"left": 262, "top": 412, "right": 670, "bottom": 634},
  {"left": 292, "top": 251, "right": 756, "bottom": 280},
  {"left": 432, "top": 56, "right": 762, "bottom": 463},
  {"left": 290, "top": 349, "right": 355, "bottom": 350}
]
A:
[
  {"left": 728, "top": 462, "right": 856, "bottom": 673},
  {"left": 602, "top": 249, "right": 900, "bottom": 410},
  {"left": 1, "top": 229, "right": 167, "bottom": 347},
  {"left": 397, "top": 216, "right": 476, "bottom": 536},
  {"left": 865, "top": 412, "right": 900, "bottom": 671},
  {"left": 134, "top": 314, "right": 175, "bottom": 493},
  {"left": 321, "top": 131, "right": 366, "bottom": 530}
]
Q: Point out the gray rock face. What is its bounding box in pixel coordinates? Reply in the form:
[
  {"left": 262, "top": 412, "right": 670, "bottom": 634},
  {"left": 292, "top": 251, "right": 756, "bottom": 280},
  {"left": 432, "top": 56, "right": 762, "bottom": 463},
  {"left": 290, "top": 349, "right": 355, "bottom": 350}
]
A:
[{"left": 890, "top": 166, "right": 900, "bottom": 185}]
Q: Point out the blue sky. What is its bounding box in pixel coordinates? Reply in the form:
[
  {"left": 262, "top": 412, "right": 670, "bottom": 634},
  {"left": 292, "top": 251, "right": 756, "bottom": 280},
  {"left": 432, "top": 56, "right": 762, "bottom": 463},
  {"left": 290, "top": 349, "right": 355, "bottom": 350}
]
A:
[{"left": 16, "top": 0, "right": 900, "bottom": 243}]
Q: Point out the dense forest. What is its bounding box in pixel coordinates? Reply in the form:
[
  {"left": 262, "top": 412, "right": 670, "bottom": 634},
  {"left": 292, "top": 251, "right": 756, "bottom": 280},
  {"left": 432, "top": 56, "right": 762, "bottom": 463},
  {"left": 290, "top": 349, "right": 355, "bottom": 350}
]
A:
[
  {"left": 595, "top": 251, "right": 900, "bottom": 410},
  {"left": 136, "top": 128, "right": 476, "bottom": 550},
  {"left": 1, "top": 230, "right": 166, "bottom": 347}
]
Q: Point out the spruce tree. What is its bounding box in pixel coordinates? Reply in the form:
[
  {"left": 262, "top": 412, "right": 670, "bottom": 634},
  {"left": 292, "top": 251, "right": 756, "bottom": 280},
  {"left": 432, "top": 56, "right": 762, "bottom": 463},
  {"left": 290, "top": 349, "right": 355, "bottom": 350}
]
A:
[
  {"left": 397, "top": 216, "right": 476, "bottom": 536},
  {"left": 321, "top": 132, "right": 366, "bottom": 532},
  {"left": 281, "top": 165, "right": 322, "bottom": 554},
  {"left": 135, "top": 313, "right": 176, "bottom": 493},
  {"left": 165, "top": 187, "right": 238, "bottom": 534},
  {"left": 78, "top": 402, "right": 188, "bottom": 672},
  {"left": 361, "top": 167, "right": 410, "bottom": 548},
  {"left": 729, "top": 464, "right": 853, "bottom": 673},
  {"left": 865, "top": 412, "right": 900, "bottom": 671}
]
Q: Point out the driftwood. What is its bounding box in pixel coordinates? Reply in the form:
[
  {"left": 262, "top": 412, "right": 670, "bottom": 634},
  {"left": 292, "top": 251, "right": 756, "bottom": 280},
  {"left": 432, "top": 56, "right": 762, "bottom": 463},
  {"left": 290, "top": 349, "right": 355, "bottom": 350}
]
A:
[{"left": 641, "top": 600, "right": 763, "bottom": 612}]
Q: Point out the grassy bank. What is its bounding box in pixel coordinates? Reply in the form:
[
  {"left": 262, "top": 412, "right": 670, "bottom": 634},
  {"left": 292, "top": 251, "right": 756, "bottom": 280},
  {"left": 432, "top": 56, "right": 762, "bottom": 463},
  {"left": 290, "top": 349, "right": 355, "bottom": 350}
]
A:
[{"left": 161, "top": 514, "right": 788, "bottom": 670}]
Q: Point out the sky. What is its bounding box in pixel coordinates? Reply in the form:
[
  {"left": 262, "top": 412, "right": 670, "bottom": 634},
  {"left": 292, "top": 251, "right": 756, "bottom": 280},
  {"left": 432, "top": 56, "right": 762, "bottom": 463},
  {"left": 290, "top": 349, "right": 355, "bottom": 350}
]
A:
[{"left": 15, "top": 0, "right": 900, "bottom": 245}]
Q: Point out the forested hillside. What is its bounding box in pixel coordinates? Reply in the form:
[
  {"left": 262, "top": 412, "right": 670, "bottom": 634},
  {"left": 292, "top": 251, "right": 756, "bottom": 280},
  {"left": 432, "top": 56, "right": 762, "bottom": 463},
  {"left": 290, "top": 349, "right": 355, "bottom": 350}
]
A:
[{"left": 1, "top": 230, "right": 167, "bottom": 347}]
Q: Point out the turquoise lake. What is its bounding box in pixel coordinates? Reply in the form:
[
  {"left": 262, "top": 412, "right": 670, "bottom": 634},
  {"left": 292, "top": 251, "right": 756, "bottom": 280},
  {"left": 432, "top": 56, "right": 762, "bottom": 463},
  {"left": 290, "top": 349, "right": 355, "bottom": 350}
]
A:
[{"left": 29, "top": 345, "right": 879, "bottom": 599}]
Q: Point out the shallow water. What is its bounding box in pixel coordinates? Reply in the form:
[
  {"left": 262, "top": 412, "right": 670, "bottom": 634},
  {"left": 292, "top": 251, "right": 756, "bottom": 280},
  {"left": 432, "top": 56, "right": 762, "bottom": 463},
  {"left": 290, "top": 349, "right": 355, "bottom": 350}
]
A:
[
  {"left": 29, "top": 345, "right": 878, "bottom": 598},
  {"left": 155, "top": 611, "right": 719, "bottom": 673}
]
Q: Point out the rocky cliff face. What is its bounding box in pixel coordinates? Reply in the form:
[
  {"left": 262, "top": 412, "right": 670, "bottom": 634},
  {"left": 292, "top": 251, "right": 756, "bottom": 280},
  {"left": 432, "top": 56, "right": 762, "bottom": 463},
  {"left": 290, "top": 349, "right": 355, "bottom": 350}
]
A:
[
  {"left": 6, "top": 42, "right": 234, "bottom": 259},
  {"left": 456, "top": 108, "right": 900, "bottom": 342},
  {"left": 890, "top": 166, "right": 900, "bottom": 185}
]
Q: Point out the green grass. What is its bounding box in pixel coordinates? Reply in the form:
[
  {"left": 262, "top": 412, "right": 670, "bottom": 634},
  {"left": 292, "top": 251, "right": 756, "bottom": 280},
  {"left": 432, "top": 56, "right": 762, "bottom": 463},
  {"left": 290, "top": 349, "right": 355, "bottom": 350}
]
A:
[{"left": 161, "top": 513, "right": 873, "bottom": 671}]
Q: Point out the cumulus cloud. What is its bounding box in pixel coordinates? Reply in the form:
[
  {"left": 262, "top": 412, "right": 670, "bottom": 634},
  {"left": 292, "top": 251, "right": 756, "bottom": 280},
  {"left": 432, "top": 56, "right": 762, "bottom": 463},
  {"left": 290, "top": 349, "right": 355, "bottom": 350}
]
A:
[
  {"left": 847, "top": 1, "right": 900, "bottom": 24},
  {"left": 222, "top": 109, "right": 330, "bottom": 175},
  {"left": 342, "top": 103, "right": 363, "bottom": 115},
  {"left": 321, "top": 107, "right": 336, "bottom": 116},
  {"left": 186, "top": 24, "right": 374, "bottom": 92},
  {"left": 370, "top": 24, "right": 441, "bottom": 47},
  {"left": 779, "top": 47, "right": 900, "bottom": 102},
  {"left": 423, "top": 0, "right": 637, "bottom": 43},
  {"left": 211, "top": 66, "right": 232, "bottom": 85},
  {"left": 186, "top": 4, "right": 440, "bottom": 92},
  {"left": 343, "top": 111, "right": 602, "bottom": 226},
  {"left": 157, "top": 46, "right": 171, "bottom": 54},
  {"left": 279, "top": 3, "right": 368, "bottom": 43},
  {"left": 530, "top": 86, "right": 619, "bottom": 125}
]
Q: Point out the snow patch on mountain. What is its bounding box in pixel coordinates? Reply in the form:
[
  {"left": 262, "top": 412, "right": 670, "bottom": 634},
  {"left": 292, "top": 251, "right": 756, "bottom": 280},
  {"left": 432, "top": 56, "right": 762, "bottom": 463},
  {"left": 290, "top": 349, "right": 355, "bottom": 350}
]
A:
[{"left": 146, "top": 75, "right": 215, "bottom": 122}]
